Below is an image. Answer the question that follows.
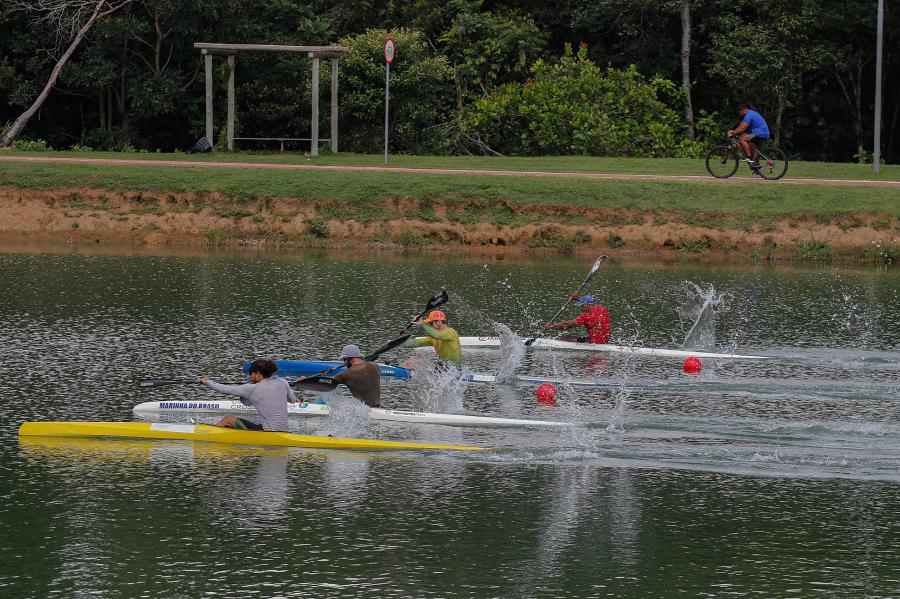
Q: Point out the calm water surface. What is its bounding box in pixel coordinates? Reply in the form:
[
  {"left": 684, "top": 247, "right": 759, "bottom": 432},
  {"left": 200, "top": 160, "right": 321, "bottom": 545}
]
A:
[{"left": 1, "top": 246, "right": 899, "bottom": 597}]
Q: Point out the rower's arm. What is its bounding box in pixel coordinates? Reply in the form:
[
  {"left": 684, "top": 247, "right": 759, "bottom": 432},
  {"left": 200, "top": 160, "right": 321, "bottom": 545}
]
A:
[
  {"left": 546, "top": 319, "right": 578, "bottom": 330},
  {"left": 204, "top": 380, "right": 255, "bottom": 400},
  {"left": 402, "top": 336, "right": 433, "bottom": 348},
  {"left": 419, "top": 323, "right": 456, "bottom": 340}
]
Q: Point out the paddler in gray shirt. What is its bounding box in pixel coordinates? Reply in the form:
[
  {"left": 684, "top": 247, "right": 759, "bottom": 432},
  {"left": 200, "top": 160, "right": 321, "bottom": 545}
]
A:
[
  {"left": 198, "top": 358, "right": 291, "bottom": 432},
  {"left": 331, "top": 344, "right": 381, "bottom": 407}
]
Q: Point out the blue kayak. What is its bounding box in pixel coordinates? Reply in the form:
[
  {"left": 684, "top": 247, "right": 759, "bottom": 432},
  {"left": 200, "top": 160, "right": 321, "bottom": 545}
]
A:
[
  {"left": 244, "top": 360, "right": 412, "bottom": 379},
  {"left": 244, "top": 360, "right": 604, "bottom": 387}
]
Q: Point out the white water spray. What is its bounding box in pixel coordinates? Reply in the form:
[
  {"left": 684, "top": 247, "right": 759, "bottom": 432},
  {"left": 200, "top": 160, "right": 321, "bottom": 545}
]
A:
[
  {"left": 409, "top": 361, "right": 466, "bottom": 413},
  {"left": 678, "top": 282, "right": 728, "bottom": 352},
  {"left": 314, "top": 392, "right": 369, "bottom": 437},
  {"left": 492, "top": 322, "right": 526, "bottom": 383}
]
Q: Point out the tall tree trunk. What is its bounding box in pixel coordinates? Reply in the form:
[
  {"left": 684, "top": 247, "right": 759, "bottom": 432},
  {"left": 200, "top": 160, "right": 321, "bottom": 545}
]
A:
[
  {"left": 98, "top": 87, "right": 106, "bottom": 131},
  {"left": 888, "top": 95, "right": 899, "bottom": 154},
  {"left": 774, "top": 91, "right": 785, "bottom": 147},
  {"left": 1, "top": 0, "right": 109, "bottom": 148},
  {"left": 680, "top": 0, "right": 694, "bottom": 139}
]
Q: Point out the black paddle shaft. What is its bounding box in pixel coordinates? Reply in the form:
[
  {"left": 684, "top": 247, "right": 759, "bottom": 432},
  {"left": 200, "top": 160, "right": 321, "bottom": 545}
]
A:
[
  {"left": 525, "top": 255, "right": 607, "bottom": 346},
  {"left": 291, "top": 289, "right": 450, "bottom": 387}
]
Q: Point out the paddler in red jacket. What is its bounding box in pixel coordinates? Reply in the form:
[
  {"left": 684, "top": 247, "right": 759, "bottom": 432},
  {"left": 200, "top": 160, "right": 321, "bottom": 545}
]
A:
[{"left": 543, "top": 293, "right": 610, "bottom": 344}]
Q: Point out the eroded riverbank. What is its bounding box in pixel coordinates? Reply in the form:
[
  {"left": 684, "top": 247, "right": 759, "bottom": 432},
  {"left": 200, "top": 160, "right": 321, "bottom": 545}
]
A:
[{"left": 1, "top": 186, "right": 897, "bottom": 262}]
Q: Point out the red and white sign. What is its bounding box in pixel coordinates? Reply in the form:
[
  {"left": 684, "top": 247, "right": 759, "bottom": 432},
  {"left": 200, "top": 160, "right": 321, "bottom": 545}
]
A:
[{"left": 384, "top": 38, "right": 395, "bottom": 65}]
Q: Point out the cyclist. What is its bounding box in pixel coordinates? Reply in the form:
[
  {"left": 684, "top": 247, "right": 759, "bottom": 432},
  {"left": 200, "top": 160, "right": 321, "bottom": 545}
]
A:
[{"left": 728, "top": 104, "right": 770, "bottom": 172}]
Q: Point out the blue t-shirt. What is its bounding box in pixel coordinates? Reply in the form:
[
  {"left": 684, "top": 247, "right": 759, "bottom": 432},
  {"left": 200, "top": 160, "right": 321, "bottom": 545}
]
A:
[{"left": 742, "top": 110, "right": 770, "bottom": 139}]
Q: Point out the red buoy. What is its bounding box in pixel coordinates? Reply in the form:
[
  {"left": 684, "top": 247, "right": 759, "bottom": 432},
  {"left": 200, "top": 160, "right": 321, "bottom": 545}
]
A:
[
  {"left": 536, "top": 383, "right": 558, "bottom": 406},
  {"left": 683, "top": 356, "right": 702, "bottom": 374}
]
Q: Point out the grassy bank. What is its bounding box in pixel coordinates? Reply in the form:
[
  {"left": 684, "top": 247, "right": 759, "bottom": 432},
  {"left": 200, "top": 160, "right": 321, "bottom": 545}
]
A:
[
  {"left": 1, "top": 152, "right": 897, "bottom": 263},
  {"left": 4, "top": 149, "right": 900, "bottom": 181},
  {"left": 2, "top": 159, "right": 899, "bottom": 217}
]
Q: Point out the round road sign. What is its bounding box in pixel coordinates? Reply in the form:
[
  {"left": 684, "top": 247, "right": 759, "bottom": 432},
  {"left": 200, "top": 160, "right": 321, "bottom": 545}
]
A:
[{"left": 384, "top": 38, "right": 395, "bottom": 65}]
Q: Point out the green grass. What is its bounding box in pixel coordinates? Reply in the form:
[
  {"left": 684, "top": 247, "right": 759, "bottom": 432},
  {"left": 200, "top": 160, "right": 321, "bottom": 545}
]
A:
[
  {"left": 5, "top": 149, "right": 900, "bottom": 181},
  {"left": 1, "top": 156, "right": 899, "bottom": 216}
]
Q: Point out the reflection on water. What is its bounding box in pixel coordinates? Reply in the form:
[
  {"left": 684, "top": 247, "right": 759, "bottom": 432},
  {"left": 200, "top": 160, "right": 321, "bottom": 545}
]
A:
[{"left": 2, "top": 246, "right": 900, "bottom": 596}]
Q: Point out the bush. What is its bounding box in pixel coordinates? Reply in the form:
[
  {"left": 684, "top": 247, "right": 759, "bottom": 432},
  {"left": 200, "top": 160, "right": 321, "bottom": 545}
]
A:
[
  {"left": 81, "top": 128, "right": 132, "bottom": 151},
  {"left": 795, "top": 239, "right": 832, "bottom": 261},
  {"left": 306, "top": 217, "right": 330, "bottom": 238},
  {"left": 69, "top": 144, "right": 94, "bottom": 152},
  {"left": 527, "top": 228, "right": 575, "bottom": 252},
  {"left": 339, "top": 28, "right": 455, "bottom": 154},
  {"left": 13, "top": 139, "right": 52, "bottom": 151},
  {"left": 460, "top": 44, "right": 701, "bottom": 157}
]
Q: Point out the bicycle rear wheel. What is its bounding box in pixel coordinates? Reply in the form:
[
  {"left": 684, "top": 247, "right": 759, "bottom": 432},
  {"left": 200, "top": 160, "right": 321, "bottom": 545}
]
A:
[
  {"left": 705, "top": 145, "right": 739, "bottom": 178},
  {"left": 755, "top": 147, "right": 788, "bottom": 180}
]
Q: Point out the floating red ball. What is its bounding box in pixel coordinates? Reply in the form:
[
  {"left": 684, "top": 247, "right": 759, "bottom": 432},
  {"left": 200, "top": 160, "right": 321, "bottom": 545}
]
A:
[
  {"left": 536, "top": 383, "right": 558, "bottom": 405},
  {"left": 683, "top": 356, "right": 702, "bottom": 374}
]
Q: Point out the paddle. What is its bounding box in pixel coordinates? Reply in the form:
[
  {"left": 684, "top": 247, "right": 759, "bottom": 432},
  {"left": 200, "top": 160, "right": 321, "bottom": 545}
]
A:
[
  {"left": 136, "top": 378, "right": 240, "bottom": 389},
  {"left": 524, "top": 255, "right": 608, "bottom": 346},
  {"left": 402, "top": 288, "right": 450, "bottom": 335},
  {"left": 290, "top": 289, "right": 450, "bottom": 391}
]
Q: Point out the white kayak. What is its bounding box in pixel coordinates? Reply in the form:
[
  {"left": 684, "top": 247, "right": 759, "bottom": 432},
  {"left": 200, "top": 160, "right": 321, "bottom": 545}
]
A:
[
  {"left": 132, "top": 400, "right": 570, "bottom": 428},
  {"left": 447, "top": 336, "right": 772, "bottom": 360}
]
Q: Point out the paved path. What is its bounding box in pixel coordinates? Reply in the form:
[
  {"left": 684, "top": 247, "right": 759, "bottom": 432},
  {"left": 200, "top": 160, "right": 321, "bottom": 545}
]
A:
[{"left": 2, "top": 155, "right": 898, "bottom": 187}]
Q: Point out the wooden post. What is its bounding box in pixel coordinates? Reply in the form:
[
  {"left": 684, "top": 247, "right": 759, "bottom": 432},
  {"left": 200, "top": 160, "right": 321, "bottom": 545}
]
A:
[
  {"left": 310, "top": 55, "right": 320, "bottom": 156},
  {"left": 227, "top": 55, "right": 235, "bottom": 151},
  {"left": 330, "top": 57, "right": 339, "bottom": 153},
  {"left": 204, "top": 51, "right": 213, "bottom": 144}
]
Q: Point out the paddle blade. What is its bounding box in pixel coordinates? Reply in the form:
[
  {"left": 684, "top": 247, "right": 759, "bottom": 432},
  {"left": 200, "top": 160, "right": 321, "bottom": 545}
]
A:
[
  {"left": 291, "top": 377, "right": 340, "bottom": 393},
  {"left": 365, "top": 334, "right": 411, "bottom": 361},
  {"left": 403, "top": 289, "right": 451, "bottom": 332},
  {"left": 426, "top": 288, "right": 450, "bottom": 311},
  {"left": 585, "top": 255, "right": 608, "bottom": 282},
  {"left": 135, "top": 378, "right": 196, "bottom": 389}
]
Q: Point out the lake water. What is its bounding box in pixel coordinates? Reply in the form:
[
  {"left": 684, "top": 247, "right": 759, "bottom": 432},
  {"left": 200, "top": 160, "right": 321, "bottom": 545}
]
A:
[{"left": 1, "top": 246, "right": 899, "bottom": 597}]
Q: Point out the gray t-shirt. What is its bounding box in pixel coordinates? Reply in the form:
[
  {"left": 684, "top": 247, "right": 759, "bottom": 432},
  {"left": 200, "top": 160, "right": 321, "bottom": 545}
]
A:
[{"left": 205, "top": 376, "right": 292, "bottom": 432}]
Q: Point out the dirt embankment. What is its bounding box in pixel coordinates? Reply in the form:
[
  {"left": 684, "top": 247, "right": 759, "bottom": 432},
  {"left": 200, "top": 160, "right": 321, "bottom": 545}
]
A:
[{"left": 0, "top": 187, "right": 896, "bottom": 262}]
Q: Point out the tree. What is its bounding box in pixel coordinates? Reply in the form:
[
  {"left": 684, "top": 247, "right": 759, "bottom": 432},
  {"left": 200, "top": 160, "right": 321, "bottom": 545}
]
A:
[
  {"left": 437, "top": 4, "right": 546, "bottom": 109},
  {"left": 461, "top": 44, "right": 700, "bottom": 157},
  {"left": 338, "top": 28, "right": 455, "bottom": 154},
  {"left": 679, "top": 0, "right": 694, "bottom": 139},
  {"left": 1, "top": 0, "right": 133, "bottom": 148},
  {"left": 705, "top": 0, "right": 817, "bottom": 146}
]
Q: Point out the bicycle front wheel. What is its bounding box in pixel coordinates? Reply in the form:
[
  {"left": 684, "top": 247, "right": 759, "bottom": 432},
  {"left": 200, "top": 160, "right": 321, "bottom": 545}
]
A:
[
  {"left": 755, "top": 147, "right": 788, "bottom": 180},
  {"left": 705, "top": 145, "right": 739, "bottom": 178}
]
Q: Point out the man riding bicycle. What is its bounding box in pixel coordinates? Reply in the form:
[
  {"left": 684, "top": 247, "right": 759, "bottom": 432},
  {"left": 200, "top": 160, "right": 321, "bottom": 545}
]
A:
[{"left": 728, "top": 104, "right": 770, "bottom": 172}]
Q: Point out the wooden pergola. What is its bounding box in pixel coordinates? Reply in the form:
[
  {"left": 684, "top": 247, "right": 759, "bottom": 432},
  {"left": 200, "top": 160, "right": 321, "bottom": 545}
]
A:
[{"left": 194, "top": 43, "right": 349, "bottom": 155}]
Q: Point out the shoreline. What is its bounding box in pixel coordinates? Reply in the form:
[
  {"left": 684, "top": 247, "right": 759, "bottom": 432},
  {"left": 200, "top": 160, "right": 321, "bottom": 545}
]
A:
[{"left": 1, "top": 186, "right": 896, "bottom": 263}]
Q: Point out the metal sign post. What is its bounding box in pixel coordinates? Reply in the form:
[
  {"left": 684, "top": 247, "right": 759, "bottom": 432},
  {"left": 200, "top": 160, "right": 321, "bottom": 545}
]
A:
[
  {"left": 873, "top": 0, "right": 883, "bottom": 173},
  {"left": 383, "top": 38, "right": 395, "bottom": 165}
]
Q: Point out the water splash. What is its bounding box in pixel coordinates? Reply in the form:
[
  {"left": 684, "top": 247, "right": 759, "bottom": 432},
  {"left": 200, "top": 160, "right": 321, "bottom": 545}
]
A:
[
  {"left": 678, "top": 282, "right": 728, "bottom": 352},
  {"left": 606, "top": 386, "right": 631, "bottom": 433},
  {"left": 314, "top": 392, "right": 369, "bottom": 437},
  {"left": 493, "top": 322, "right": 526, "bottom": 383},
  {"left": 409, "top": 361, "right": 466, "bottom": 413}
]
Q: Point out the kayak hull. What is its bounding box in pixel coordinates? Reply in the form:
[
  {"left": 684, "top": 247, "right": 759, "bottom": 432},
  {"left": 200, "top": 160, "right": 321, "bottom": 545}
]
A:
[
  {"left": 245, "top": 360, "right": 411, "bottom": 379},
  {"left": 18, "top": 421, "right": 485, "bottom": 452},
  {"left": 132, "top": 400, "right": 569, "bottom": 428},
  {"left": 268, "top": 360, "right": 602, "bottom": 387},
  {"left": 452, "top": 336, "right": 771, "bottom": 359}
]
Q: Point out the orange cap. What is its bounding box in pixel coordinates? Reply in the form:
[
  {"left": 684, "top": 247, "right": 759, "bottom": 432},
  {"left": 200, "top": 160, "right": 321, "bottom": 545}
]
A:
[{"left": 423, "top": 310, "right": 446, "bottom": 323}]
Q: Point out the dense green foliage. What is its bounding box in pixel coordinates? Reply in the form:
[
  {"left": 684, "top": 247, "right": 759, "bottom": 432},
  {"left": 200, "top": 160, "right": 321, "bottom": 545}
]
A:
[
  {"left": 1, "top": 0, "right": 897, "bottom": 162},
  {"left": 461, "top": 45, "right": 702, "bottom": 157},
  {"left": 339, "top": 28, "right": 454, "bottom": 154}
]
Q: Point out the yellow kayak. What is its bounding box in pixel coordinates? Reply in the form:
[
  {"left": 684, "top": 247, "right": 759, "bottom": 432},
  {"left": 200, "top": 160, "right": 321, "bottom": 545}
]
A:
[{"left": 18, "top": 421, "right": 486, "bottom": 452}]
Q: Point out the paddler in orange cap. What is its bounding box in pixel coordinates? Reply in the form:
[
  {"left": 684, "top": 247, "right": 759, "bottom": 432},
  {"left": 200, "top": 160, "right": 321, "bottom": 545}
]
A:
[{"left": 402, "top": 309, "right": 462, "bottom": 367}]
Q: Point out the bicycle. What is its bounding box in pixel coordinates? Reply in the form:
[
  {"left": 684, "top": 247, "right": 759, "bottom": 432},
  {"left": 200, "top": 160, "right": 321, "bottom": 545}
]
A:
[{"left": 705, "top": 137, "right": 788, "bottom": 180}]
